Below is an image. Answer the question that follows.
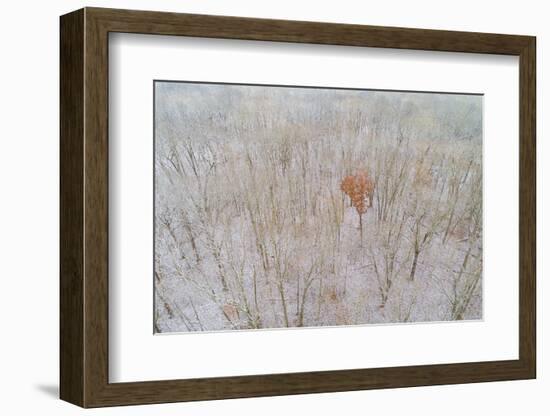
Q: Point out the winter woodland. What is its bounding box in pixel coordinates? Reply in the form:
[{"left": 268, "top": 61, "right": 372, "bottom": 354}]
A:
[{"left": 154, "top": 82, "right": 483, "bottom": 333}]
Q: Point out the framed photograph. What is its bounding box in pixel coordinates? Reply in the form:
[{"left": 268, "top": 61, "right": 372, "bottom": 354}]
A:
[{"left": 60, "top": 7, "right": 536, "bottom": 407}]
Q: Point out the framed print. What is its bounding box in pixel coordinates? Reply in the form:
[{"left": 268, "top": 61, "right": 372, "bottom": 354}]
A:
[{"left": 60, "top": 7, "right": 536, "bottom": 407}]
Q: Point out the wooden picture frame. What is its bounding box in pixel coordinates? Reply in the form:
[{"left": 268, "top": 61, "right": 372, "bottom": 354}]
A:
[{"left": 60, "top": 7, "right": 536, "bottom": 408}]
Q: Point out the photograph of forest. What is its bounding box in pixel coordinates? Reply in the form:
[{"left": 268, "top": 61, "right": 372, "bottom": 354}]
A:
[{"left": 154, "top": 81, "right": 483, "bottom": 333}]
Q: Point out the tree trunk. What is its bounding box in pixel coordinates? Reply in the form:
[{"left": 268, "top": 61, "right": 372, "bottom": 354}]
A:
[
  {"left": 359, "top": 214, "right": 363, "bottom": 246},
  {"left": 277, "top": 282, "right": 290, "bottom": 327},
  {"left": 409, "top": 249, "right": 420, "bottom": 281}
]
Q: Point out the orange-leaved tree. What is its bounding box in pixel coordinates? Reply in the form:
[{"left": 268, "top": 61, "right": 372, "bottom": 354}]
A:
[{"left": 340, "top": 170, "right": 375, "bottom": 244}]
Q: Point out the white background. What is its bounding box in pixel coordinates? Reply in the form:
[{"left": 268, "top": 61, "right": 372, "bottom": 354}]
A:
[
  {"left": 0, "top": 0, "right": 546, "bottom": 415},
  {"left": 110, "top": 34, "right": 518, "bottom": 382}
]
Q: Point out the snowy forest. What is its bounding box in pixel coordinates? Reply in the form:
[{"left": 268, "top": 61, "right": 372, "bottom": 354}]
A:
[{"left": 154, "top": 81, "right": 483, "bottom": 333}]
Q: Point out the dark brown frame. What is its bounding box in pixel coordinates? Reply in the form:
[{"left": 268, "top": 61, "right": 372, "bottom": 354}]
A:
[{"left": 60, "top": 7, "right": 536, "bottom": 408}]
